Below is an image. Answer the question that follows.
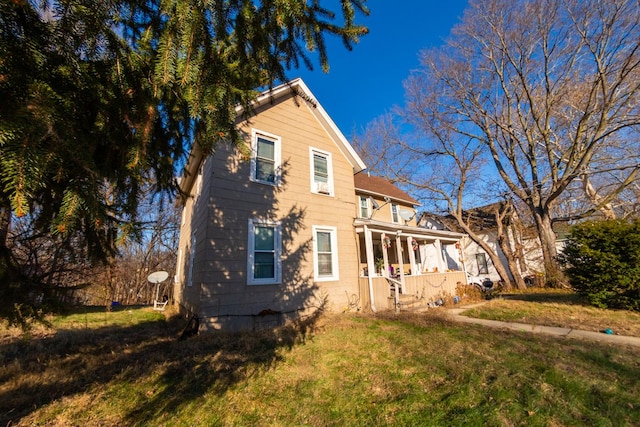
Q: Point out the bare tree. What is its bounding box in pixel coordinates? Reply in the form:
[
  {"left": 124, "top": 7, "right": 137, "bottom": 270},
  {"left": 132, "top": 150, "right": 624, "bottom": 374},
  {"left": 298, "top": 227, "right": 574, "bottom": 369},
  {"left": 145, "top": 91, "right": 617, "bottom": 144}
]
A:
[
  {"left": 88, "top": 191, "right": 180, "bottom": 306},
  {"left": 401, "top": 0, "right": 640, "bottom": 285},
  {"left": 354, "top": 114, "right": 528, "bottom": 289}
]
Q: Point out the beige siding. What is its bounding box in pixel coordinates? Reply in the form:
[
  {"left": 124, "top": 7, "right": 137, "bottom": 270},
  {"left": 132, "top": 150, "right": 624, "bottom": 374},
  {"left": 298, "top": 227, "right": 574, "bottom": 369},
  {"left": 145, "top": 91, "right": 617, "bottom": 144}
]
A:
[
  {"left": 359, "top": 271, "right": 467, "bottom": 312},
  {"left": 179, "top": 93, "right": 361, "bottom": 330},
  {"left": 356, "top": 193, "right": 418, "bottom": 226}
]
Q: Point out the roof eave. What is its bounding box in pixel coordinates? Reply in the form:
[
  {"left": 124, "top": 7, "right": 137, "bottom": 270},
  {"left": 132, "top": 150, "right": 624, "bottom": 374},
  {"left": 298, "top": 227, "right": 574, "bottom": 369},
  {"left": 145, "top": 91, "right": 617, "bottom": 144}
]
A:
[{"left": 355, "top": 188, "right": 421, "bottom": 207}]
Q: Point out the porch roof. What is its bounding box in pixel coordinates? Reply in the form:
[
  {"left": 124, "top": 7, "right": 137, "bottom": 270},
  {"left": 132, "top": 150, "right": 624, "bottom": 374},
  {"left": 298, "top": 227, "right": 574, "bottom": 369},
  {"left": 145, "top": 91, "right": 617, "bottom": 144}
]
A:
[{"left": 353, "top": 218, "right": 465, "bottom": 243}]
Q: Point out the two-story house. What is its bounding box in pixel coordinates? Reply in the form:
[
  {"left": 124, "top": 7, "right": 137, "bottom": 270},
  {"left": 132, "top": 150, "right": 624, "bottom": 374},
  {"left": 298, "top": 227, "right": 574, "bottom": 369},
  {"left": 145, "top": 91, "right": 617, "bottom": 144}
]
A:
[{"left": 174, "top": 79, "right": 467, "bottom": 331}]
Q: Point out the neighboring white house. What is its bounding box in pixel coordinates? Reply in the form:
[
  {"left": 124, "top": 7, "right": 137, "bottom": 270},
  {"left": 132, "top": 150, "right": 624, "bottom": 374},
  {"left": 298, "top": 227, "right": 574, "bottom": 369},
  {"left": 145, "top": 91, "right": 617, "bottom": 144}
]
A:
[{"left": 419, "top": 205, "right": 568, "bottom": 286}]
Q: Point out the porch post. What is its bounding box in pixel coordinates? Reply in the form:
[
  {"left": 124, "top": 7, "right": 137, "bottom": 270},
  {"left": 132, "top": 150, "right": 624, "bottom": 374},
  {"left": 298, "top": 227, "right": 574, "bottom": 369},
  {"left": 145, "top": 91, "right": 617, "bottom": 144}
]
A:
[
  {"left": 407, "top": 236, "right": 417, "bottom": 275},
  {"left": 364, "top": 225, "right": 376, "bottom": 312},
  {"left": 434, "top": 238, "right": 444, "bottom": 272},
  {"left": 395, "top": 232, "right": 405, "bottom": 292},
  {"left": 381, "top": 233, "right": 390, "bottom": 277}
]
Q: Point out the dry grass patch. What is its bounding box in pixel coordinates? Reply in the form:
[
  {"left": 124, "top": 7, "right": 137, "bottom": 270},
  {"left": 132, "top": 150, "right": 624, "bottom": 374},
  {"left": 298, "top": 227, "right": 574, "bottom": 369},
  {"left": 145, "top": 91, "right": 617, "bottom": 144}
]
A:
[
  {"left": 463, "top": 289, "right": 640, "bottom": 337},
  {"left": 2, "top": 306, "right": 640, "bottom": 426}
]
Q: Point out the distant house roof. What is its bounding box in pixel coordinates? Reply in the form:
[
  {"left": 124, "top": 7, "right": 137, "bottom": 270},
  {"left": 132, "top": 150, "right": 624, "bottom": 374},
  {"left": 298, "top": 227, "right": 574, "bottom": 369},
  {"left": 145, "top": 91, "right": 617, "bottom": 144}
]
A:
[
  {"left": 421, "top": 203, "right": 569, "bottom": 239},
  {"left": 419, "top": 204, "right": 508, "bottom": 233},
  {"left": 354, "top": 173, "right": 420, "bottom": 206}
]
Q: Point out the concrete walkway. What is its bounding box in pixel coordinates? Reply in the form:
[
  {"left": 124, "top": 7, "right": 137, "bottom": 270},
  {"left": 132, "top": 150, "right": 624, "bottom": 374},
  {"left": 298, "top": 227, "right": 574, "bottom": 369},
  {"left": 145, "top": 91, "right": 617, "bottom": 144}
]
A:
[{"left": 445, "top": 303, "right": 640, "bottom": 347}]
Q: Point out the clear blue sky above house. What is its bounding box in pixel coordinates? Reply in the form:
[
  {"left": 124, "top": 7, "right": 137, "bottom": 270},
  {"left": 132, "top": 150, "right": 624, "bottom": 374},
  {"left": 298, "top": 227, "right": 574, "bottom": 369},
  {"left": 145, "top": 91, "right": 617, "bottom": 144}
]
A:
[{"left": 294, "top": 0, "right": 469, "bottom": 138}]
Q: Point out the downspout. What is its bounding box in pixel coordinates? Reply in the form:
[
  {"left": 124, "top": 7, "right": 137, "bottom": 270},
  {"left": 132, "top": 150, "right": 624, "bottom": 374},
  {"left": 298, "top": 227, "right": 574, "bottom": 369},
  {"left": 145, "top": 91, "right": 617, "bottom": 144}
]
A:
[{"left": 364, "top": 225, "right": 376, "bottom": 312}]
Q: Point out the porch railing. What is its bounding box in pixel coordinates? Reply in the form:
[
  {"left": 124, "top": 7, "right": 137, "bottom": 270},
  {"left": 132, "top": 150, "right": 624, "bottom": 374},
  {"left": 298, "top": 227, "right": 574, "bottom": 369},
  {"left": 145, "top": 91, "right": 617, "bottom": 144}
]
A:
[{"left": 358, "top": 271, "right": 467, "bottom": 311}]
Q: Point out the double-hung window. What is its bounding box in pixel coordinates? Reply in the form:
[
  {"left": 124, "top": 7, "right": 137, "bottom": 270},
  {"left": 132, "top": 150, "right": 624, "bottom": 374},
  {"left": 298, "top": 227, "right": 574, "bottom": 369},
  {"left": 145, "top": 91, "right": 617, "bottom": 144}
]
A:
[
  {"left": 476, "top": 253, "right": 489, "bottom": 275},
  {"left": 391, "top": 203, "right": 400, "bottom": 223},
  {"left": 359, "top": 196, "right": 370, "bottom": 218},
  {"left": 251, "top": 130, "right": 281, "bottom": 185},
  {"left": 310, "top": 148, "right": 333, "bottom": 195},
  {"left": 248, "top": 219, "right": 282, "bottom": 285},
  {"left": 313, "top": 226, "right": 339, "bottom": 281}
]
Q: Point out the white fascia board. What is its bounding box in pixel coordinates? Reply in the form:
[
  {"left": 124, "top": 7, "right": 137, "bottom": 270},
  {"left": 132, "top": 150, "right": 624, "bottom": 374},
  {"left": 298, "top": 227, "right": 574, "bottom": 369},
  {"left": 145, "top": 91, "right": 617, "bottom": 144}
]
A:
[
  {"left": 355, "top": 188, "right": 422, "bottom": 207},
  {"left": 242, "top": 79, "right": 367, "bottom": 173},
  {"left": 293, "top": 79, "right": 367, "bottom": 173},
  {"left": 180, "top": 78, "right": 367, "bottom": 196}
]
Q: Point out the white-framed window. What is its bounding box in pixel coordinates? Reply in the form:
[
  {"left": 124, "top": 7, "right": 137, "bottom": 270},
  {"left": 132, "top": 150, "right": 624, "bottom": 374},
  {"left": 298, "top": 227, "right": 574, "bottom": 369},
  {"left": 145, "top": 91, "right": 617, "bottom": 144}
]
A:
[
  {"left": 309, "top": 148, "right": 333, "bottom": 196},
  {"left": 194, "top": 164, "right": 203, "bottom": 200},
  {"left": 391, "top": 203, "right": 400, "bottom": 223},
  {"left": 187, "top": 231, "right": 197, "bottom": 287},
  {"left": 251, "top": 129, "right": 281, "bottom": 185},
  {"left": 313, "top": 225, "right": 339, "bottom": 281},
  {"left": 359, "top": 196, "right": 370, "bottom": 218},
  {"left": 175, "top": 248, "right": 183, "bottom": 284},
  {"left": 476, "top": 253, "right": 489, "bottom": 274},
  {"left": 248, "top": 219, "right": 282, "bottom": 285}
]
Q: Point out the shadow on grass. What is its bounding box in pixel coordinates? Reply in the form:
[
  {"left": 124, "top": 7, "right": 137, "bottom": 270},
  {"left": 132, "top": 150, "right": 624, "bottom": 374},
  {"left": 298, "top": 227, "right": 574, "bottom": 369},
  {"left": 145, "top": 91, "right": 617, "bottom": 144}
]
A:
[{"left": 0, "top": 308, "right": 323, "bottom": 426}]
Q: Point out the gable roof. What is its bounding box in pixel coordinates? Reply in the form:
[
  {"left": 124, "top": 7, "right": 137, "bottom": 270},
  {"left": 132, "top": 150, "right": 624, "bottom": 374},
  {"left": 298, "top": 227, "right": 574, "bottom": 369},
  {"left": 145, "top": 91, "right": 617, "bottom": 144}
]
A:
[
  {"left": 354, "top": 172, "right": 420, "bottom": 206},
  {"left": 250, "top": 78, "right": 366, "bottom": 172},
  {"left": 419, "top": 204, "right": 507, "bottom": 233},
  {"left": 179, "top": 78, "right": 366, "bottom": 196}
]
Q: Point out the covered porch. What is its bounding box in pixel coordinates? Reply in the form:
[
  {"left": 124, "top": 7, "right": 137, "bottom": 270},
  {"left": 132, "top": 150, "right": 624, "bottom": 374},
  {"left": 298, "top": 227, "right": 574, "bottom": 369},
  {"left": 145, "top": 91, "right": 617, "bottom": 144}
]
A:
[{"left": 354, "top": 218, "right": 468, "bottom": 311}]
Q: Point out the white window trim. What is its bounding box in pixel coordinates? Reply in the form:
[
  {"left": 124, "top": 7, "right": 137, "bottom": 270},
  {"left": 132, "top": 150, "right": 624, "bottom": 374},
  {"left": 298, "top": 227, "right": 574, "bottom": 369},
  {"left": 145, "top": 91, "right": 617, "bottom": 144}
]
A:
[
  {"left": 247, "top": 219, "right": 282, "bottom": 285},
  {"left": 250, "top": 129, "right": 281, "bottom": 186},
  {"left": 391, "top": 203, "right": 400, "bottom": 223},
  {"left": 309, "top": 147, "right": 334, "bottom": 196},
  {"left": 359, "top": 195, "right": 370, "bottom": 218},
  {"left": 175, "top": 248, "right": 183, "bottom": 284},
  {"left": 476, "top": 253, "right": 489, "bottom": 275},
  {"left": 187, "top": 231, "right": 197, "bottom": 287},
  {"left": 312, "top": 225, "right": 339, "bottom": 282},
  {"left": 194, "top": 163, "right": 204, "bottom": 200}
]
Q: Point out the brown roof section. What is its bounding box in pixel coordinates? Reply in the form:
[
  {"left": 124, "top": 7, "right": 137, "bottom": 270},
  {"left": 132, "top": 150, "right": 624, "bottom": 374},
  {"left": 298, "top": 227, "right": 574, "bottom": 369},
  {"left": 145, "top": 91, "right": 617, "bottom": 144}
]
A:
[{"left": 354, "top": 173, "right": 420, "bottom": 206}]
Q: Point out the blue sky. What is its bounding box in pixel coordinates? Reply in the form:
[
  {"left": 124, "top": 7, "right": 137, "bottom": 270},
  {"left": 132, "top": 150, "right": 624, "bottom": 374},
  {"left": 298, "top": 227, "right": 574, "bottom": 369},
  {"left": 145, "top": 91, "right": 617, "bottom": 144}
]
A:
[{"left": 294, "top": 1, "right": 469, "bottom": 138}]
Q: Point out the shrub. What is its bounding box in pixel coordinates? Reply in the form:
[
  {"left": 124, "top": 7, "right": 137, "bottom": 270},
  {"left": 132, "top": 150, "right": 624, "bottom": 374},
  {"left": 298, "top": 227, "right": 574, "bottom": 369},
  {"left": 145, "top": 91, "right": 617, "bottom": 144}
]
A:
[{"left": 558, "top": 219, "right": 640, "bottom": 311}]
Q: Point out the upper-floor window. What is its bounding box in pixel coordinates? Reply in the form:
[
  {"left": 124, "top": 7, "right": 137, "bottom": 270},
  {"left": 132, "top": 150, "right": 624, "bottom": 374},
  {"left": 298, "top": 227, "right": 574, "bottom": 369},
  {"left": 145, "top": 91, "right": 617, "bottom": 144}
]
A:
[
  {"left": 359, "top": 196, "right": 370, "bottom": 218},
  {"left": 313, "top": 225, "right": 339, "bottom": 281},
  {"left": 251, "top": 130, "right": 281, "bottom": 185},
  {"left": 248, "top": 219, "right": 282, "bottom": 285},
  {"left": 310, "top": 148, "right": 333, "bottom": 195},
  {"left": 391, "top": 203, "right": 400, "bottom": 223}
]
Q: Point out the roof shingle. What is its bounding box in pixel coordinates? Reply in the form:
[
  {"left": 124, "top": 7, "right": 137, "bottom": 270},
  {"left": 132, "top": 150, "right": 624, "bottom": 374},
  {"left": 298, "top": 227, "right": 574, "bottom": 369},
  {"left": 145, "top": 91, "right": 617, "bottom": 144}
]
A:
[{"left": 354, "top": 173, "right": 419, "bottom": 206}]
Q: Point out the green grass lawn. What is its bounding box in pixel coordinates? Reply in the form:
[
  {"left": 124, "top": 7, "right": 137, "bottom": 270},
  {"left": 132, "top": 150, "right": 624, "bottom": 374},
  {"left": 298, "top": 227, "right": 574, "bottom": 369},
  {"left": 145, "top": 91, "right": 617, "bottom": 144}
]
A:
[
  {"left": 464, "top": 289, "right": 640, "bottom": 337},
  {"left": 1, "top": 304, "right": 639, "bottom": 426}
]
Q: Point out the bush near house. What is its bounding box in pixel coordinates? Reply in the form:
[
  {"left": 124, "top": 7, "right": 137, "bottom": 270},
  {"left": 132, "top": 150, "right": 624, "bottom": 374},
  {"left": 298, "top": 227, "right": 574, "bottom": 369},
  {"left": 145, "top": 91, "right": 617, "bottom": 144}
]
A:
[{"left": 559, "top": 219, "right": 640, "bottom": 311}]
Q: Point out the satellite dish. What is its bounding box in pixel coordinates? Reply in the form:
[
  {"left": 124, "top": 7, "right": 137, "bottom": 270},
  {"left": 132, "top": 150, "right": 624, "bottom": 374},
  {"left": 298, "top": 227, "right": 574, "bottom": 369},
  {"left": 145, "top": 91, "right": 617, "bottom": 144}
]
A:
[
  {"left": 399, "top": 210, "right": 415, "bottom": 221},
  {"left": 370, "top": 197, "right": 380, "bottom": 210},
  {"left": 147, "top": 271, "right": 169, "bottom": 284}
]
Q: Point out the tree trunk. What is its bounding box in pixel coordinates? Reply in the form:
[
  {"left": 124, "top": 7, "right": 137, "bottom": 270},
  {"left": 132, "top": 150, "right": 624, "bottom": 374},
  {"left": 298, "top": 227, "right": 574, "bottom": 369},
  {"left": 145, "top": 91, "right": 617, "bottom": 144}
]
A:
[
  {"left": 0, "top": 197, "right": 11, "bottom": 249},
  {"left": 582, "top": 174, "right": 617, "bottom": 220},
  {"left": 453, "top": 213, "right": 514, "bottom": 289},
  {"left": 532, "top": 207, "right": 566, "bottom": 287},
  {"left": 496, "top": 230, "right": 527, "bottom": 290},
  {"left": 493, "top": 204, "right": 527, "bottom": 290}
]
